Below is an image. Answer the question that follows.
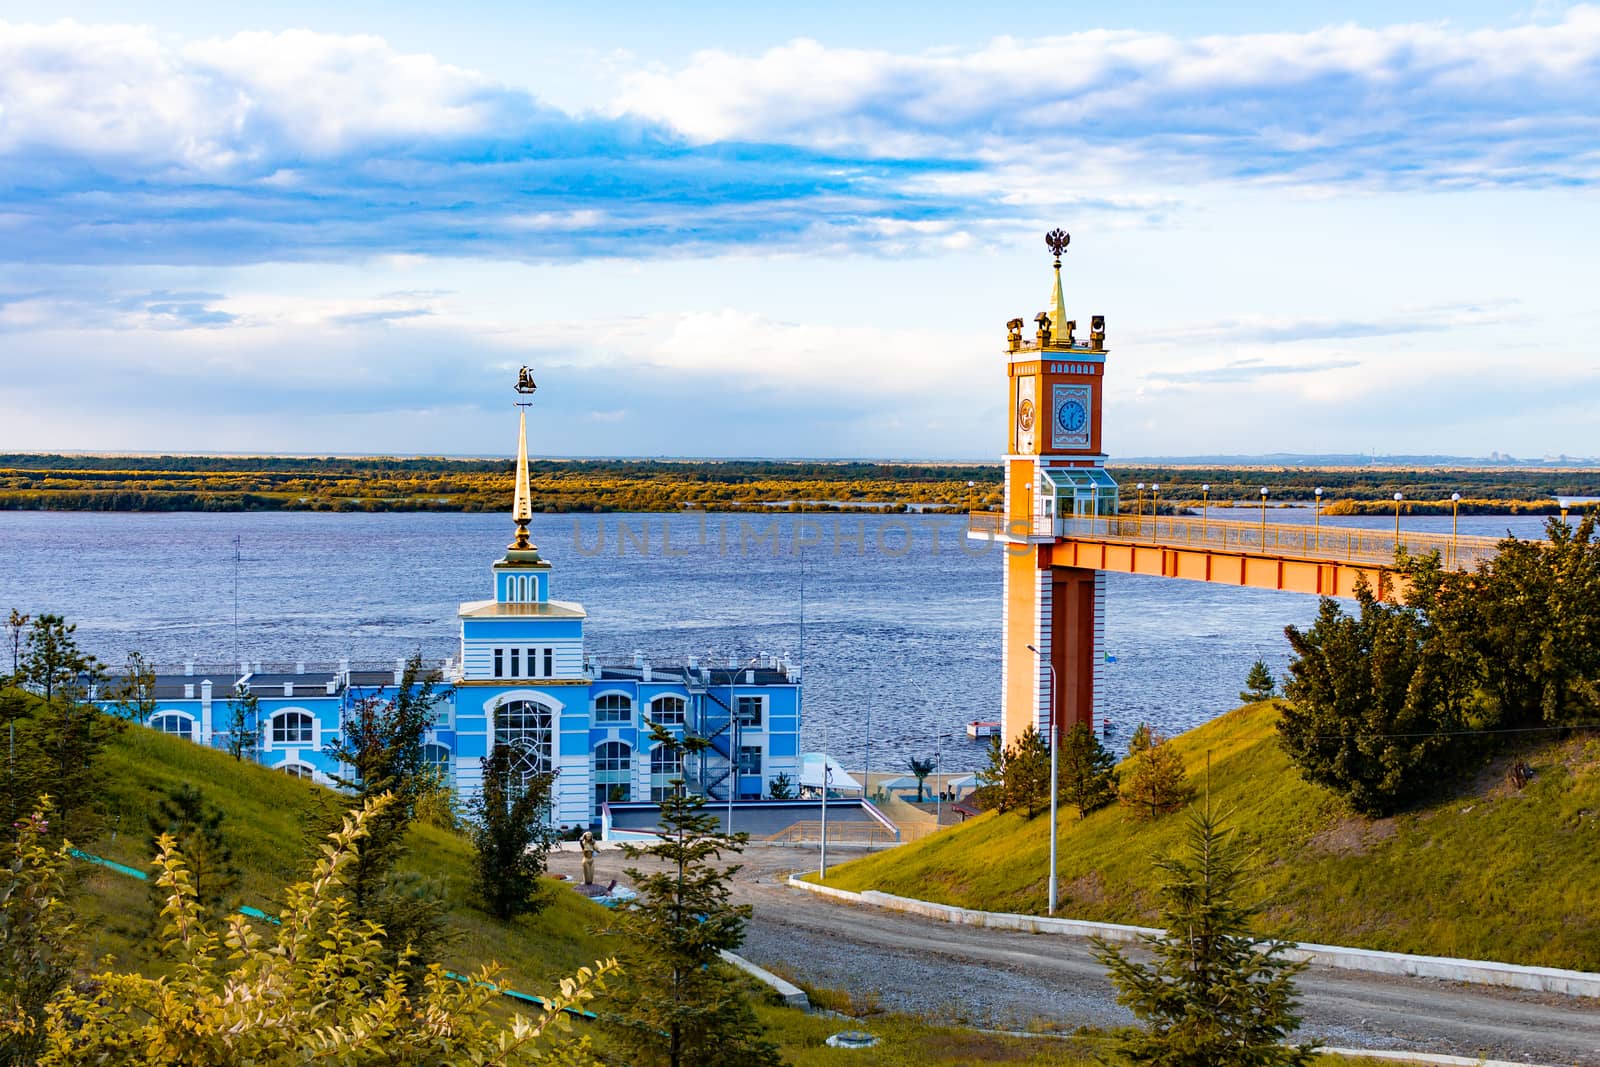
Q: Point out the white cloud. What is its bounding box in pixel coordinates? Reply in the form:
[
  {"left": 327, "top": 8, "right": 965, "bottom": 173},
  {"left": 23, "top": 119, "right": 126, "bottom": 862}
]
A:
[{"left": 613, "top": 9, "right": 1600, "bottom": 188}]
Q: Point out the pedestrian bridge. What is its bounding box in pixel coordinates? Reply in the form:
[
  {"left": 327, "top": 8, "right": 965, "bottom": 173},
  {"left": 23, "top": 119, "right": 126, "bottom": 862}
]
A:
[{"left": 968, "top": 511, "right": 1506, "bottom": 599}]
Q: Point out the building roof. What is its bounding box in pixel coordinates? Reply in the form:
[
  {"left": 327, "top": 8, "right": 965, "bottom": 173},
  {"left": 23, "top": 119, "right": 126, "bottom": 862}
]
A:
[{"left": 458, "top": 598, "right": 587, "bottom": 619}]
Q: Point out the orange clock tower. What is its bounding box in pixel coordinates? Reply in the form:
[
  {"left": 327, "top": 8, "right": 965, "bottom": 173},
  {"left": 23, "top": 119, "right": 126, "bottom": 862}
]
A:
[{"left": 996, "top": 231, "right": 1118, "bottom": 747}]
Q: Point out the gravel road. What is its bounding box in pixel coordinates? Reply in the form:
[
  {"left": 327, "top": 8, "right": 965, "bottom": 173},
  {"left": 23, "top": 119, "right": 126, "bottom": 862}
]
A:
[{"left": 550, "top": 842, "right": 1600, "bottom": 1065}]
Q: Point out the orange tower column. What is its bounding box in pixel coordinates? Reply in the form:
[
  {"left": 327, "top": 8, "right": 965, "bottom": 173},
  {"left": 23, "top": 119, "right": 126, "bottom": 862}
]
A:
[{"left": 995, "top": 231, "right": 1115, "bottom": 748}]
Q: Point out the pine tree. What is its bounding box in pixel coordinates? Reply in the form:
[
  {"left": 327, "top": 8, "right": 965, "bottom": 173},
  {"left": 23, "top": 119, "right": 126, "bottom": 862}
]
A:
[
  {"left": 603, "top": 725, "right": 781, "bottom": 1067},
  {"left": 4, "top": 610, "right": 28, "bottom": 684},
  {"left": 145, "top": 784, "right": 238, "bottom": 922},
  {"left": 767, "top": 771, "right": 794, "bottom": 799},
  {"left": 468, "top": 746, "right": 558, "bottom": 921},
  {"left": 1121, "top": 724, "right": 1193, "bottom": 821},
  {"left": 1093, "top": 805, "right": 1318, "bottom": 1066},
  {"left": 1240, "top": 659, "right": 1277, "bottom": 704},
  {"left": 22, "top": 615, "right": 98, "bottom": 707},
  {"left": 223, "top": 684, "right": 261, "bottom": 763},
  {"left": 106, "top": 651, "right": 159, "bottom": 722},
  {"left": 1058, "top": 722, "right": 1117, "bottom": 818},
  {"left": 1007, "top": 723, "right": 1052, "bottom": 818},
  {"left": 976, "top": 734, "right": 1010, "bottom": 812}
]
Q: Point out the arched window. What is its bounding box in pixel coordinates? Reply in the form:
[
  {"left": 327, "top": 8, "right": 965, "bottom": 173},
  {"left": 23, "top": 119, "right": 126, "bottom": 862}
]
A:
[
  {"left": 649, "top": 744, "right": 683, "bottom": 802},
  {"left": 279, "top": 762, "right": 314, "bottom": 780},
  {"left": 271, "top": 711, "right": 314, "bottom": 746},
  {"left": 495, "top": 699, "right": 554, "bottom": 789},
  {"left": 148, "top": 712, "right": 194, "bottom": 740},
  {"left": 594, "top": 692, "right": 632, "bottom": 725},
  {"left": 593, "top": 741, "right": 632, "bottom": 813},
  {"left": 422, "top": 742, "right": 453, "bottom": 786},
  {"left": 649, "top": 695, "right": 686, "bottom": 726}
]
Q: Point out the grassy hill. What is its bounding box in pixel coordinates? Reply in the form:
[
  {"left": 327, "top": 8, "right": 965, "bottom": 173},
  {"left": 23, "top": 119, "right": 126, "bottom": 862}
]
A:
[
  {"left": 814, "top": 702, "right": 1600, "bottom": 972},
  {"left": 74, "top": 720, "right": 612, "bottom": 992}
]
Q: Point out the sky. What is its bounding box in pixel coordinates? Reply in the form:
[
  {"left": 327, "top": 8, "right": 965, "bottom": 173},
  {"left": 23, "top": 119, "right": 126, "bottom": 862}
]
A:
[{"left": 1, "top": 1, "right": 1597, "bottom": 460}]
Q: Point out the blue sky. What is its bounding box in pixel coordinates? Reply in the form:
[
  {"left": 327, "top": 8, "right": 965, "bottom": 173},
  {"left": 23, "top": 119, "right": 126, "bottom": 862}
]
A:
[{"left": 0, "top": 2, "right": 1597, "bottom": 459}]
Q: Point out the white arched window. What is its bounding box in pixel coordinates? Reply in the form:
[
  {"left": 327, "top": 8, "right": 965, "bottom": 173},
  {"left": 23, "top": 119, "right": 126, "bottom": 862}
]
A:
[
  {"left": 271, "top": 710, "right": 314, "bottom": 746},
  {"left": 279, "top": 761, "right": 315, "bottom": 780},
  {"left": 649, "top": 695, "right": 686, "bottom": 726},
  {"left": 495, "top": 699, "right": 554, "bottom": 789},
  {"left": 148, "top": 712, "right": 194, "bottom": 740},
  {"left": 593, "top": 741, "right": 632, "bottom": 813},
  {"left": 594, "top": 692, "right": 632, "bottom": 725},
  {"left": 649, "top": 744, "right": 683, "bottom": 802}
]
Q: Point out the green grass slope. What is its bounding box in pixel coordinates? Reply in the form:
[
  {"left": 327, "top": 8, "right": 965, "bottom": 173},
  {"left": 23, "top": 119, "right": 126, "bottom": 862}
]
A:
[
  {"left": 75, "top": 722, "right": 613, "bottom": 992},
  {"left": 816, "top": 702, "right": 1600, "bottom": 972}
]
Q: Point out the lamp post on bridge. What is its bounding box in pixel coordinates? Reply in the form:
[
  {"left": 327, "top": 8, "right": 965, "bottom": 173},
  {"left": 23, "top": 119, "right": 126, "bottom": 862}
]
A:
[
  {"left": 1201, "top": 484, "right": 1210, "bottom": 536},
  {"left": 1135, "top": 483, "right": 1146, "bottom": 531},
  {"left": 1150, "top": 483, "right": 1160, "bottom": 538},
  {"left": 1026, "top": 643, "right": 1059, "bottom": 916},
  {"left": 1259, "top": 486, "right": 1269, "bottom": 547},
  {"left": 1314, "top": 487, "right": 1324, "bottom": 546},
  {"left": 1393, "top": 492, "right": 1405, "bottom": 549}
]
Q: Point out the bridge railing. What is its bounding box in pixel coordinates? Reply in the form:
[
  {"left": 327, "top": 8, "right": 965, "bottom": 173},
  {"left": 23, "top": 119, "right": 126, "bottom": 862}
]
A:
[{"left": 970, "top": 511, "right": 1508, "bottom": 570}]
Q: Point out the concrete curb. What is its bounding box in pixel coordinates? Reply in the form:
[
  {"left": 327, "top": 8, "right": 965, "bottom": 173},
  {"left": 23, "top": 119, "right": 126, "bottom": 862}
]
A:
[
  {"left": 1321, "top": 1047, "right": 1558, "bottom": 1067},
  {"left": 721, "top": 950, "right": 809, "bottom": 1009},
  {"left": 787, "top": 876, "right": 1600, "bottom": 999}
]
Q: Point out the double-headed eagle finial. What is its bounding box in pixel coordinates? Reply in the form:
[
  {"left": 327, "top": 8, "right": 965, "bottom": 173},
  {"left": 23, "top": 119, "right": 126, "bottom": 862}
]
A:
[{"left": 1045, "top": 229, "right": 1070, "bottom": 267}]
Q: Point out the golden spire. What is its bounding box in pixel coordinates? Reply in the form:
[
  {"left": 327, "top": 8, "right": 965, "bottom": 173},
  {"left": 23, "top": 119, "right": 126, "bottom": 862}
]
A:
[
  {"left": 1045, "top": 229, "right": 1070, "bottom": 347},
  {"left": 510, "top": 367, "right": 537, "bottom": 553}
]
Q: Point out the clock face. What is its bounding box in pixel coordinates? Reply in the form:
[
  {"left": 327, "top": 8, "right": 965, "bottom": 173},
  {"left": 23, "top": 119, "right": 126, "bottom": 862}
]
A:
[
  {"left": 1055, "top": 398, "right": 1087, "bottom": 434},
  {"left": 1018, "top": 398, "right": 1035, "bottom": 432}
]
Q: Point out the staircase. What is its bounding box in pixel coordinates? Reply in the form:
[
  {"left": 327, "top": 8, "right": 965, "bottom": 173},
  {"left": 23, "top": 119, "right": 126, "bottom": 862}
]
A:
[{"left": 687, "top": 673, "right": 736, "bottom": 801}]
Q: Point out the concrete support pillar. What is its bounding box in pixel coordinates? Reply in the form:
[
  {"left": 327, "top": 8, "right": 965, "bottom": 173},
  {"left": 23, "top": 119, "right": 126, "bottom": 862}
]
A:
[{"left": 1003, "top": 551, "right": 1103, "bottom": 746}]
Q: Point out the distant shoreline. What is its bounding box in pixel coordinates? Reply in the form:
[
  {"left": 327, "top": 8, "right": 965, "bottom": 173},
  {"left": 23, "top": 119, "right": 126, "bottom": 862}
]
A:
[{"left": 0, "top": 454, "right": 1594, "bottom": 516}]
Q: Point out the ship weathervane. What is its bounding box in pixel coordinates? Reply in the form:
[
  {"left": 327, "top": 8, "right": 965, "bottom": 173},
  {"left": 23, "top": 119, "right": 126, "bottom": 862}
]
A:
[
  {"left": 1045, "top": 229, "right": 1070, "bottom": 267},
  {"left": 515, "top": 366, "right": 538, "bottom": 396}
]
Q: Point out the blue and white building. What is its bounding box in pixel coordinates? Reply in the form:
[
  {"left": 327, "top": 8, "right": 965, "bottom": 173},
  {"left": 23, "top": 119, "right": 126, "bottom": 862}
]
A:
[{"left": 98, "top": 398, "right": 804, "bottom": 829}]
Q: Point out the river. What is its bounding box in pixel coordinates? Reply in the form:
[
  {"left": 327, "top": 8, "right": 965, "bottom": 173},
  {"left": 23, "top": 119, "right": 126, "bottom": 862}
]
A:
[{"left": 0, "top": 508, "right": 1556, "bottom": 771}]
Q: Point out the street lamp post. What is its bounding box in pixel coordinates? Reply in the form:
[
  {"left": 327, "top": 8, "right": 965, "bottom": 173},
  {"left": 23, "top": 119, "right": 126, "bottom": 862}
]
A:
[
  {"left": 1393, "top": 492, "right": 1405, "bottom": 548},
  {"left": 1026, "top": 643, "right": 1059, "bottom": 916},
  {"left": 1135, "top": 483, "right": 1146, "bottom": 531},
  {"left": 1450, "top": 492, "right": 1461, "bottom": 568},
  {"left": 1314, "top": 487, "right": 1324, "bottom": 548},
  {"left": 1201, "top": 483, "right": 1210, "bottom": 536},
  {"left": 1259, "top": 486, "right": 1269, "bottom": 547},
  {"left": 935, "top": 731, "right": 946, "bottom": 827},
  {"left": 1150, "top": 483, "right": 1161, "bottom": 538},
  {"left": 819, "top": 762, "right": 832, "bottom": 880}
]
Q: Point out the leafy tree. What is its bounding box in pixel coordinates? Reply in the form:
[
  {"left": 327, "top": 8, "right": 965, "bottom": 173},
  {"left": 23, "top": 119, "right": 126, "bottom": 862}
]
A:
[
  {"left": 1278, "top": 579, "right": 1479, "bottom": 817},
  {"left": 1, "top": 799, "right": 79, "bottom": 1067},
  {"left": 5, "top": 611, "right": 28, "bottom": 684},
  {"left": 22, "top": 615, "right": 98, "bottom": 707},
  {"left": 145, "top": 784, "right": 238, "bottom": 921},
  {"left": 107, "top": 651, "right": 159, "bottom": 722},
  {"left": 1058, "top": 723, "right": 1117, "bottom": 819},
  {"left": 468, "top": 746, "right": 558, "bottom": 922},
  {"left": 38, "top": 797, "right": 615, "bottom": 1066},
  {"left": 1093, "top": 805, "right": 1317, "bottom": 1066},
  {"left": 222, "top": 684, "right": 261, "bottom": 763},
  {"left": 1240, "top": 659, "right": 1277, "bottom": 704},
  {"left": 1121, "top": 724, "right": 1192, "bottom": 821},
  {"left": 767, "top": 771, "right": 793, "bottom": 800},
  {"left": 908, "top": 756, "right": 935, "bottom": 802},
  {"left": 603, "top": 725, "right": 781, "bottom": 1067}
]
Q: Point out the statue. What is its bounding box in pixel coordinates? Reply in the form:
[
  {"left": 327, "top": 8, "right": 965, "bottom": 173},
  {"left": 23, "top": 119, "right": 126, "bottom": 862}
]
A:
[{"left": 580, "top": 831, "right": 596, "bottom": 885}]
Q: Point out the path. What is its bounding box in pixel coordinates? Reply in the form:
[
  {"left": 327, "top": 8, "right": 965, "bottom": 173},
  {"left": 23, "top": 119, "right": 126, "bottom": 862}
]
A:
[{"left": 551, "top": 843, "right": 1600, "bottom": 1065}]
